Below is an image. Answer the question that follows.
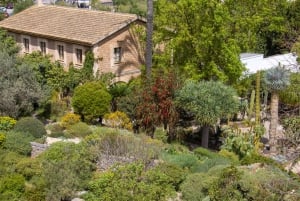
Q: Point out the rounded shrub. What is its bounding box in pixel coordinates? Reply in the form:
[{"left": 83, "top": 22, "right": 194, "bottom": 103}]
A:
[
  {"left": 3, "top": 131, "right": 33, "bottom": 156},
  {"left": 0, "top": 116, "right": 17, "bottom": 131},
  {"left": 65, "top": 122, "right": 92, "bottom": 138},
  {"left": 103, "top": 111, "right": 133, "bottom": 130},
  {"left": 14, "top": 117, "right": 46, "bottom": 138},
  {"left": 60, "top": 113, "right": 81, "bottom": 128}
]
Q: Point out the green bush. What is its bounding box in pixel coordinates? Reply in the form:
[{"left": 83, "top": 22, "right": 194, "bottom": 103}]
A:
[
  {"left": 0, "top": 132, "right": 6, "bottom": 147},
  {"left": 83, "top": 162, "right": 177, "bottom": 201},
  {"left": 240, "top": 152, "right": 277, "bottom": 166},
  {"left": 14, "top": 117, "right": 46, "bottom": 138},
  {"left": 191, "top": 157, "right": 230, "bottom": 173},
  {"left": 153, "top": 127, "right": 168, "bottom": 143},
  {"left": 0, "top": 174, "right": 26, "bottom": 201},
  {"left": 60, "top": 113, "right": 81, "bottom": 128},
  {"left": 160, "top": 152, "right": 200, "bottom": 170},
  {"left": 47, "top": 123, "right": 65, "bottom": 138},
  {"left": 0, "top": 116, "right": 17, "bottom": 131},
  {"left": 72, "top": 81, "right": 112, "bottom": 122},
  {"left": 16, "top": 158, "right": 42, "bottom": 180},
  {"left": 193, "top": 147, "right": 221, "bottom": 160},
  {"left": 65, "top": 122, "right": 92, "bottom": 138},
  {"left": 180, "top": 173, "right": 217, "bottom": 201},
  {"left": 3, "top": 131, "right": 34, "bottom": 156}
]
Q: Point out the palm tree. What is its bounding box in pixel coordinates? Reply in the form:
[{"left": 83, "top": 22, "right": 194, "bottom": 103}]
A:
[
  {"left": 145, "top": 0, "right": 153, "bottom": 80},
  {"left": 264, "top": 65, "right": 290, "bottom": 152}
]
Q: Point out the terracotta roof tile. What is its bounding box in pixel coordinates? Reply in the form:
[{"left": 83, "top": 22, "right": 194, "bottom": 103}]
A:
[{"left": 0, "top": 5, "right": 141, "bottom": 45}]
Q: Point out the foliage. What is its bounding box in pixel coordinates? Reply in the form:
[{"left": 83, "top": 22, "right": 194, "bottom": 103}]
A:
[
  {"left": 0, "top": 116, "right": 16, "bottom": 131},
  {"left": 108, "top": 82, "right": 129, "bottom": 112},
  {"left": 176, "top": 80, "right": 239, "bottom": 126},
  {"left": 45, "top": 123, "right": 64, "bottom": 137},
  {"left": 0, "top": 28, "right": 19, "bottom": 56},
  {"left": 282, "top": 116, "right": 300, "bottom": 147},
  {"left": 65, "top": 122, "right": 92, "bottom": 138},
  {"left": 0, "top": 132, "right": 5, "bottom": 147},
  {"left": 103, "top": 111, "right": 132, "bottom": 130},
  {"left": 2, "top": 131, "right": 34, "bottom": 156},
  {"left": 14, "top": 117, "right": 46, "bottom": 139},
  {"left": 81, "top": 50, "right": 95, "bottom": 82},
  {"left": 60, "top": 113, "right": 81, "bottom": 128},
  {"left": 83, "top": 162, "right": 177, "bottom": 201},
  {"left": 137, "top": 71, "right": 179, "bottom": 137},
  {"left": 72, "top": 81, "right": 112, "bottom": 122},
  {"left": 223, "top": 0, "right": 288, "bottom": 55},
  {"left": 13, "top": 0, "right": 34, "bottom": 14},
  {"left": 279, "top": 72, "right": 300, "bottom": 106},
  {"left": 89, "top": 132, "right": 164, "bottom": 167},
  {"left": 0, "top": 51, "right": 44, "bottom": 118},
  {"left": 40, "top": 142, "right": 94, "bottom": 201},
  {"left": 15, "top": 157, "right": 43, "bottom": 180},
  {"left": 155, "top": 0, "right": 244, "bottom": 83},
  {"left": 0, "top": 174, "right": 26, "bottom": 201},
  {"left": 208, "top": 166, "right": 244, "bottom": 201},
  {"left": 180, "top": 171, "right": 219, "bottom": 201},
  {"left": 153, "top": 127, "right": 168, "bottom": 143},
  {"left": 160, "top": 152, "right": 200, "bottom": 171},
  {"left": 220, "top": 126, "right": 254, "bottom": 159},
  {"left": 117, "top": 78, "right": 143, "bottom": 120},
  {"left": 264, "top": 66, "right": 291, "bottom": 92},
  {"left": 240, "top": 152, "right": 277, "bottom": 166}
]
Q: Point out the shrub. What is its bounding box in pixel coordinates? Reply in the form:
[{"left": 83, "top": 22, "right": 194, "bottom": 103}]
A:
[
  {"left": 103, "top": 111, "right": 132, "bottom": 130},
  {"left": 83, "top": 162, "right": 177, "bottom": 201},
  {"left": 180, "top": 173, "right": 217, "bottom": 201},
  {"left": 240, "top": 152, "right": 277, "bottom": 166},
  {"left": 193, "top": 147, "right": 221, "bottom": 160},
  {"left": 60, "top": 113, "right": 81, "bottom": 128},
  {"left": 89, "top": 132, "right": 164, "bottom": 169},
  {"left": 3, "top": 131, "right": 34, "bottom": 156},
  {"left": 153, "top": 127, "right": 168, "bottom": 143},
  {"left": 191, "top": 157, "right": 231, "bottom": 173},
  {"left": 0, "top": 116, "right": 17, "bottom": 131},
  {"left": 72, "top": 81, "right": 112, "bottom": 122},
  {"left": 0, "top": 132, "right": 6, "bottom": 147},
  {"left": 65, "top": 122, "right": 92, "bottom": 138},
  {"left": 46, "top": 123, "right": 65, "bottom": 137},
  {"left": 160, "top": 152, "right": 200, "bottom": 170},
  {"left": 218, "top": 149, "right": 240, "bottom": 164},
  {"left": 14, "top": 117, "right": 46, "bottom": 138},
  {"left": 282, "top": 116, "right": 300, "bottom": 147},
  {"left": 0, "top": 174, "right": 26, "bottom": 201}
]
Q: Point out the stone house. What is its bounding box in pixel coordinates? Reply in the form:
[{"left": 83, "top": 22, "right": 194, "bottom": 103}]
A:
[{"left": 0, "top": 5, "right": 145, "bottom": 82}]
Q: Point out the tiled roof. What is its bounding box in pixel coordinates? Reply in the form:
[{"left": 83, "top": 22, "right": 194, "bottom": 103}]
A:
[{"left": 0, "top": 5, "right": 143, "bottom": 46}]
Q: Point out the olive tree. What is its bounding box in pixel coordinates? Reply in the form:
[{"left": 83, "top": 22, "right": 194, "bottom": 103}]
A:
[{"left": 175, "top": 80, "right": 239, "bottom": 148}]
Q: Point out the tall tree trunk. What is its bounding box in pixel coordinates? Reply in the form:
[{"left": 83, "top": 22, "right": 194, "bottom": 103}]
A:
[
  {"left": 269, "top": 92, "right": 279, "bottom": 152},
  {"left": 146, "top": 0, "right": 153, "bottom": 80},
  {"left": 201, "top": 125, "right": 210, "bottom": 148}
]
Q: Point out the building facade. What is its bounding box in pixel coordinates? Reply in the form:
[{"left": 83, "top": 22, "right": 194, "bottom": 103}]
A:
[{"left": 0, "top": 5, "right": 145, "bottom": 82}]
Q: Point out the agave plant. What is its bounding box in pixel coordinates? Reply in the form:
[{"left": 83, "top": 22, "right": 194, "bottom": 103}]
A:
[{"left": 264, "top": 64, "right": 290, "bottom": 152}]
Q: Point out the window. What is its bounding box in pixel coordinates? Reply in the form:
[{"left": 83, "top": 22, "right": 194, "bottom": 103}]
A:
[
  {"left": 113, "top": 47, "right": 122, "bottom": 63},
  {"left": 23, "top": 38, "right": 29, "bottom": 53},
  {"left": 57, "top": 45, "right": 64, "bottom": 60},
  {"left": 76, "top": 48, "right": 83, "bottom": 64},
  {"left": 40, "top": 41, "right": 46, "bottom": 55}
]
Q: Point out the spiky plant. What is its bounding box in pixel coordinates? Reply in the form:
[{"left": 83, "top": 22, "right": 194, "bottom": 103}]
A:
[{"left": 264, "top": 65, "right": 290, "bottom": 152}]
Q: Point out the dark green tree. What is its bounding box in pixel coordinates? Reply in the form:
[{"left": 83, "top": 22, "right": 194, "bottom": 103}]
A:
[{"left": 176, "top": 80, "right": 239, "bottom": 148}]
